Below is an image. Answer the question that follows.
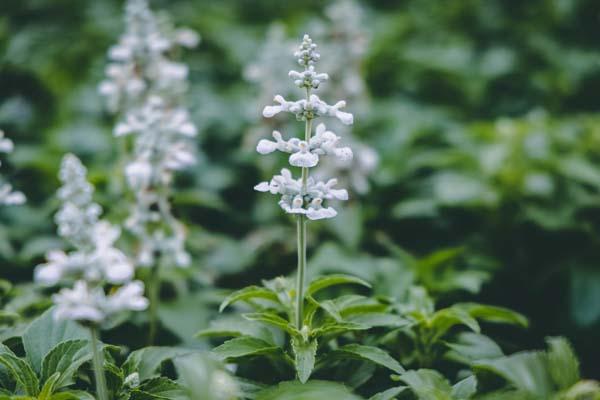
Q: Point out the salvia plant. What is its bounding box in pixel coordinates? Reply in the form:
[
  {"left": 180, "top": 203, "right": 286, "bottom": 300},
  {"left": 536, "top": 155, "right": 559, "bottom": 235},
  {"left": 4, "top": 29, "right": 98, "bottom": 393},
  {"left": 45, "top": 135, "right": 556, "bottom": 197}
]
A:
[
  {"left": 2, "top": 1, "right": 600, "bottom": 400},
  {"left": 99, "top": 0, "right": 199, "bottom": 344},
  {"left": 34, "top": 154, "right": 149, "bottom": 400},
  {"left": 206, "top": 35, "right": 411, "bottom": 391}
]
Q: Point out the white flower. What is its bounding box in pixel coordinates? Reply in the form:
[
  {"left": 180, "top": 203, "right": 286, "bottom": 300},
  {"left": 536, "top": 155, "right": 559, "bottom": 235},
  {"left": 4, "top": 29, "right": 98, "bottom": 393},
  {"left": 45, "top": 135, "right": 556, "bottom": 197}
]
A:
[
  {"left": 53, "top": 281, "right": 106, "bottom": 323},
  {"left": 256, "top": 124, "right": 352, "bottom": 168},
  {"left": 53, "top": 280, "right": 148, "bottom": 325},
  {"left": 125, "top": 160, "right": 153, "bottom": 189},
  {"left": 254, "top": 169, "right": 348, "bottom": 220},
  {"left": 0, "top": 131, "right": 25, "bottom": 206},
  {"left": 104, "top": 281, "right": 149, "bottom": 313},
  {"left": 262, "top": 94, "right": 353, "bottom": 125}
]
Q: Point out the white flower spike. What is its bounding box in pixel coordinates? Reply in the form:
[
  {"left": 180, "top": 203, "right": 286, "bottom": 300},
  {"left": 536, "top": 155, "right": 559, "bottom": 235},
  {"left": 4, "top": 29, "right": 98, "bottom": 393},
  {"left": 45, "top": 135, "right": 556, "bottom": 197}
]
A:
[
  {"left": 100, "top": 0, "right": 198, "bottom": 269},
  {"left": 255, "top": 34, "right": 353, "bottom": 220}
]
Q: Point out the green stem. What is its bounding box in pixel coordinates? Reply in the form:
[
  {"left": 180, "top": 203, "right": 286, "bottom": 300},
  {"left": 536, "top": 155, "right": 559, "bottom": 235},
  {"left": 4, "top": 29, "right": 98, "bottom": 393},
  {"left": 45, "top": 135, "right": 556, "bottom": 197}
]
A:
[
  {"left": 296, "top": 85, "right": 313, "bottom": 330},
  {"left": 295, "top": 214, "right": 307, "bottom": 328},
  {"left": 89, "top": 326, "right": 108, "bottom": 400},
  {"left": 147, "top": 263, "right": 160, "bottom": 345}
]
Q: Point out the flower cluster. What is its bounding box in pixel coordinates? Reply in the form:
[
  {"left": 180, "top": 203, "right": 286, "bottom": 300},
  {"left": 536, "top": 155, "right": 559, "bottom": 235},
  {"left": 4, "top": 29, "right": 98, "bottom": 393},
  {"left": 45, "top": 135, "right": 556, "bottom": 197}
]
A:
[
  {"left": 0, "top": 130, "right": 25, "bottom": 206},
  {"left": 98, "top": 0, "right": 199, "bottom": 112},
  {"left": 35, "top": 154, "right": 148, "bottom": 325},
  {"left": 255, "top": 34, "right": 353, "bottom": 220},
  {"left": 100, "top": 0, "right": 198, "bottom": 268}
]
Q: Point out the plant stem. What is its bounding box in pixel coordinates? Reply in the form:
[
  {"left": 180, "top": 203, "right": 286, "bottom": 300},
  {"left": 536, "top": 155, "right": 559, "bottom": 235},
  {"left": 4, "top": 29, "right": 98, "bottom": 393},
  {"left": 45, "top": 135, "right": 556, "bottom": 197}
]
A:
[
  {"left": 295, "top": 214, "right": 307, "bottom": 328},
  {"left": 147, "top": 262, "right": 160, "bottom": 345},
  {"left": 89, "top": 326, "right": 108, "bottom": 400},
  {"left": 296, "top": 86, "right": 313, "bottom": 330}
]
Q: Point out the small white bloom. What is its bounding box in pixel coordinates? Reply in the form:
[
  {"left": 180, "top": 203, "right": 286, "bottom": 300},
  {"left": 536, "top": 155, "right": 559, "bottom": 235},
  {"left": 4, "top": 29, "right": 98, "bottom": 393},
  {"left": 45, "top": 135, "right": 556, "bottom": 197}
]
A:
[{"left": 125, "top": 160, "right": 153, "bottom": 189}]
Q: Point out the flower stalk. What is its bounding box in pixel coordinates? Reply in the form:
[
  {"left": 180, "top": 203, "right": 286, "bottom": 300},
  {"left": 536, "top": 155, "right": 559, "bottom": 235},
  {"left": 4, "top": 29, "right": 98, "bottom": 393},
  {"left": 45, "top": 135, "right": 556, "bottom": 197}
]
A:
[
  {"left": 89, "top": 326, "right": 109, "bottom": 400},
  {"left": 255, "top": 34, "right": 354, "bottom": 332}
]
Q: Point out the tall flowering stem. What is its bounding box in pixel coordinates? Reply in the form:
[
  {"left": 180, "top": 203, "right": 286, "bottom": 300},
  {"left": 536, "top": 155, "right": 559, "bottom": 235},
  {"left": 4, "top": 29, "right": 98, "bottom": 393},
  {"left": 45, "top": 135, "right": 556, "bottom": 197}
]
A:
[
  {"left": 255, "top": 35, "right": 354, "bottom": 329},
  {"left": 89, "top": 326, "right": 108, "bottom": 400},
  {"left": 34, "top": 154, "right": 148, "bottom": 397},
  {"left": 99, "top": 0, "right": 199, "bottom": 344}
]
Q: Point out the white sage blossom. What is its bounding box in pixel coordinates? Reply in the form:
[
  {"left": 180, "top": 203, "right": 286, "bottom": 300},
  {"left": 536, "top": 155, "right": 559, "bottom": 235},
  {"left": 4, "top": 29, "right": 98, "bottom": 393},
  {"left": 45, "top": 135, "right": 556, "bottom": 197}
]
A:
[
  {"left": 35, "top": 155, "right": 135, "bottom": 286},
  {"left": 53, "top": 280, "right": 148, "bottom": 324},
  {"left": 0, "top": 130, "right": 25, "bottom": 206},
  {"left": 36, "top": 154, "right": 147, "bottom": 326},
  {"left": 255, "top": 34, "right": 354, "bottom": 220},
  {"left": 100, "top": 0, "right": 198, "bottom": 268}
]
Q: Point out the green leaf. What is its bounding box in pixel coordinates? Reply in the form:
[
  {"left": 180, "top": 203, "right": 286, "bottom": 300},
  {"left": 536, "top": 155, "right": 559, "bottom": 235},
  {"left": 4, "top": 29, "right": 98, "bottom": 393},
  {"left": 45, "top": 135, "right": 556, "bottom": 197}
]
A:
[
  {"left": 129, "top": 377, "right": 188, "bottom": 400},
  {"left": 306, "top": 275, "right": 371, "bottom": 297},
  {"left": 397, "top": 369, "right": 453, "bottom": 400},
  {"left": 474, "top": 351, "right": 553, "bottom": 397},
  {"left": 243, "top": 313, "right": 299, "bottom": 337},
  {"left": 428, "top": 307, "right": 480, "bottom": 340},
  {"left": 41, "top": 339, "right": 90, "bottom": 390},
  {"left": 123, "top": 347, "right": 193, "bottom": 382},
  {"left": 212, "top": 336, "right": 281, "bottom": 362},
  {"left": 369, "top": 387, "right": 407, "bottom": 400},
  {"left": 451, "top": 375, "right": 477, "bottom": 399},
  {"left": 444, "top": 332, "right": 504, "bottom": 365},
  {"left": 311, "top": 321, "right": 369, "bottom": 338},
  {"left": 255, "top": 380, "right": 363, "bottom": 400},
  {"left": 291, "top": 338, "right": 317, "bottom": 384},
  {"left": 0, "top": 353, "right": 39, "bottom": 396},
  {"left": 174, "top": 353, "right": 238, "bottom": 400},
  {"left": 22, "top": 308, "right": 87, "bottom": 374},
  {"left": 49, "top": 391, "right": 95, "bottom": 400},
  {"left": 39, "top": 372, "right": 60, "bottom": 400},
  {"left": 331, "top": 344, "right": 404, "bottom": 374},
  {"left": 196, "top": 315, "right": 277, "bottom": 344},
  {"left": 455, "top": 303, "right": 528, "bottom": 328},
  {"left": 219, "top": 286, "right": 280, "bottom": 312},
  {"left": 546, "top": 337, "right": 579, "bottom": 390}
]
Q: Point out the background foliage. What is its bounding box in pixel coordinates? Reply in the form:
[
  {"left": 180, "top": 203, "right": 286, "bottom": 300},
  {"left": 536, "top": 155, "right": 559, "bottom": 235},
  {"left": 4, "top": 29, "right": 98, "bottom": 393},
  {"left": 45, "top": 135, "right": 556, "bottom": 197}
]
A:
[{"left": 1, "top": 0, "right": 600, "bottom": 383}]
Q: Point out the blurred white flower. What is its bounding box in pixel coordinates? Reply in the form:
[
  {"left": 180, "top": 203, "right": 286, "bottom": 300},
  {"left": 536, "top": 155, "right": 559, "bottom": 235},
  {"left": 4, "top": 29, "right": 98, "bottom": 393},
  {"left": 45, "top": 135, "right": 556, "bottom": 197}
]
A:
[
  {"left": 53, "top": 280, "right": 148, "bottom": 325},
  {"left": 100, "top": 0, "right": 198, "bottom": 269},
  {"left": 0, "top": 130, "right": 25, "bottom": 206}
]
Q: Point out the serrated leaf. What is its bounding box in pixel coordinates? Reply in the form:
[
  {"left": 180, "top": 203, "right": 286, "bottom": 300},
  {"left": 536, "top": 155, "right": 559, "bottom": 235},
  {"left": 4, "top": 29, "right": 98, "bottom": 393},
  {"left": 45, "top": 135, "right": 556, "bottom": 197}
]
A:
[
  {"left": 307, "top": 275, "right": 371, "bottom": 297},
  {"left": 311, "top": 321, "right": 369, "bottom": 338},
  {"left": 219, "top": 286, "right": 280, "bottom": 312},
  {"left": 0, "top": 353, "right": 39, "bottom": 396},
  {"left": 291, "top": 338, "right": 317, "bottom": 384},
  {"left": 129, "top": 377, "right": 188, "bottom": 400},
  {"left": 332, "top": 344, "right": 404, "bottom": 374},
  {"left": 123, "top": 347, "right": 193, "bottom": 382},
  {"left": 41, "top": 339, "right": 90, "bottom": 390},
  {"left": 196, "top": 315, "right": 276, "bottom": 344},
  {"left": 255, "top": 380, "right": 363, "bottom": 400},
  {"left": 212, "top": 336, "right": 281, "bottom": 362},
  {"left": 243, "top": 313, "right": 299, "bottom": 337},
  {"left": 22, "top": 308, "right": 87, "bottom": 374},
  {"left": 39, "top": 372, "right": 60, "bottom": 400}
]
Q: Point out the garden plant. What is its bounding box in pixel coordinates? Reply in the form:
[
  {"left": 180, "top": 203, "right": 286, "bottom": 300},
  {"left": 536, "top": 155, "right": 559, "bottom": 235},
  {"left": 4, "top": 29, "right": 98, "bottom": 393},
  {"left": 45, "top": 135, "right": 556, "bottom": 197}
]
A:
[{"left": 0, "top": 0, "right": 600, "bottom": 399}]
